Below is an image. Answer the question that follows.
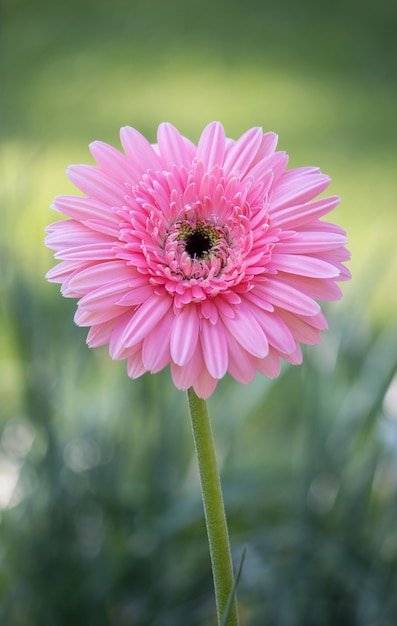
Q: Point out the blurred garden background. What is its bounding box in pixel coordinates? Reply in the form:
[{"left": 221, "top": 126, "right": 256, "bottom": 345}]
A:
[{"left": 1, "top": 0, "right": 397, "bottom": 623}]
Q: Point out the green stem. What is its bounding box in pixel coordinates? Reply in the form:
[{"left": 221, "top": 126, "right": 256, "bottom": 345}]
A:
[{"left": 187, "top": 388, "right": 239, "bottom": 626}]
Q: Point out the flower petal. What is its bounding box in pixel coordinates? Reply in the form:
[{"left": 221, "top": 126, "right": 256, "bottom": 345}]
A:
[
  {"left": 256, "top": 280, "right": 320, "bottom": 316},
  {"left": 274, "top": 230, "right": 347, "bottom": 254},
  {"left": 196, "top": 122, "right": 226, "bottom": 170},
  {"left": 271, "top": 195, "right": 340, "bottom": 229},
  {"left": 270, "top": 169, "right": 330, "bottom": 211},
  {"left": 256, "top": 310, "right": 296, "bottom": 354},
  {"left": 269, "top": 253, "right": 340, "bottom": 278},
  {"left": 121, "top": 295, "right": 172, "bottom": 347},
  {"left": 45, "top": 220, "right": 108, "bottom": 251},
  {"left": 256, "top": 348, "right": 281, "bottom": 378},
  {"left": 171, "top": 348, "right": 204, "bottom": 390},
  {"left": 46, "top": 260, "right": 83, "bottom": 284},
  {"left": 192, "top": 368, "right": 218, "bottom": 399},
  {"left": 52, "top": 195, "right": 120, "bottom": 224},
  {"left": 276, "top": 309, "right": 324, "bottom": 345},
  {"left": 248, "top": 151, "right": 288, "bottom": 187},
  {"left": 54, "top": 242, "right": 116, "bottom": 261},
  {"left": 127, "top": 350, "right": 146, "bottom": 378},
  {"left": 89, "top": 141, "right": 136, "bottom": 183},
  {"left": 275, "top": 273, "right": 343, "bottom": 301},
  {"left": 86, "top": 318, "right": 119, "bottom": 348},
  {"left": 157, "top": 123, "right": 196, "bottom": 166},
  {"left": 226, "top": 331, "right": 257, "bottom": 384},
  {"left": 109, "top": 313, "right": 138, "bottom": 359},
  {"left": 170, "top": 303, "right": 200, "bottom": 366},
  {"left": 120, "top": 126, "right": 163, "bottom": 174},
  {"left": 74, "top": 304, "right": 122, "bottom": 326},
  {"left": 250, "top": 132, "right": 279, "bottom": 165},
  {"left": 67, "top": 164, "right": 126, "bottom": 205},
  {"left": 75, "top": 281, "right": 132, "bottom": 309},
  {"left": 67, "top": 260, "right": 134, "bottom": 294},
  {"left": 115, "top": 284, "right": 156, "bottom": 307},
  {"left": 221, "top": 302, "right": 269, "bottom": 358},
  {"left": 142, "top": 308, "right": 174, "bottom": 372},
  {"left": 200, "top": 319, "right": 228, "bottom": 379},
  {"left": 223, "top": 127, "right": 263, "bottom": 177}
]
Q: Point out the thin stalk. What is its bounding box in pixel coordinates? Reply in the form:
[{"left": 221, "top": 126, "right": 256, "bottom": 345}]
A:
[{"left": 187, "top": 388, "right": 239, "bottom": 626}]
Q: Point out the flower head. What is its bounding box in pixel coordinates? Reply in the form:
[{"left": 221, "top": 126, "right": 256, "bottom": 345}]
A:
[{"left": 46, "top": 122, "right": 350, "bottom": 398}]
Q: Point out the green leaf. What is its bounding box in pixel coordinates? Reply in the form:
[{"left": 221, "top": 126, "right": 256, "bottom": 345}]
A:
[{"left": 220, "top": 546, "right": 247, "bottom": 626}]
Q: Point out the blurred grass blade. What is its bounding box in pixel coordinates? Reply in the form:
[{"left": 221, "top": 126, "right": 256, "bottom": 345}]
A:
[{"left": 220, "top": 546, "right": 247, "bottom": 626}]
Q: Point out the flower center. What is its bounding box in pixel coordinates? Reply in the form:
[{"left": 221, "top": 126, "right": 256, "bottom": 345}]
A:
[
  {"left": 178, "top": 222, "right": 219, "bottom": 260},
  {"left": 162, "top": 218, "right": 230, "bottom": 281}
]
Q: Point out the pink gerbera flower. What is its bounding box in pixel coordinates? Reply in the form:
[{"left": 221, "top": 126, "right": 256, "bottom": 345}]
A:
[{"left": 45, "top": 122, "right": 350, "bottom": 398}]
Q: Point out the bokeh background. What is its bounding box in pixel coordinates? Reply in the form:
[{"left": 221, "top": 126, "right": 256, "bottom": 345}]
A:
[{"left": 1, "top": 0, "right": 397, "bottom": 624}]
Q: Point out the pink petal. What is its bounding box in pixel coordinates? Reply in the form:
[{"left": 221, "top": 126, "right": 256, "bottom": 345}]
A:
[
  {"left": 67, "top": 260, "right": 134, "bottom": 293},
  {"left": 52, "top": 195, "right": 120, "bottom": 224},
  {"left": 170, "top": 304, "right": 200, "bottom": 366},
  {"left": 271, "top": 196, "right": 340, "bottom": 229},
  {"left": 276, "top": 309, "right": 323, "bottom": 345},
  {"left": 255, "top": 310, "right": 296, "bottom": 354},
  {"left": 270, "top": 170, "right": 330, "bottom": 211},
  {"left": 45, "top": 220, "right": 108, "bottom": 251},
  {"left": 256, "top": 280, "right": 320, "bottom": 316},
  {"left": 67, "top": 164, "right": 127, "bottom": 205},
  {"left": 283, "top": 344, "right": 303, "bottom": 365},
  {"left": 225, "top": 332, "right": 257, "bottom": 384},
  {"left": 127, "top": 350, "right": 146, "bottom": 378},
  {"left": 171, "top": 349, "right": 204, "bottom": 390},
  {"left": 223, "top": 127, "right": 263, "bottom": 177},
  {"left": 214, "top": 296, "right": 238, "bottom": 319},
  {"left": 120, "top": 126, "right": 163, "bottom": 174},
  {"left": 221, "top": 302, "right": 269, "bottom": 358},
  {"left": 89, "top": 141, "right": 136, "bottom": 183},
  {"left": 200, "top": 298, "right": 219, "bottom": 324},
  {"left": 86, "top": 319, "right": 118, "bottom": 347},
  {"left": 46, "top": 260, "right": 84, "bottom": 284},
  {"left": 74, "top": 305, "right": 122, "bottom": 326},
  {"left": 90, "top": 311, "right": 140, "bottom": 350},
  {"left": 306, "top": 310, "right": 328, "bottom": 330},
  {"left": 121, "top": 295, "right": 172, "bottom": 347},
  {"left": 275, "top": 273, "right": 342, "bottom": 301},
  {"left": 192, "top": 368, "right": 218, "bottom": 399},
  {"left": 115, "top": 284, "right": 156, "bottom": 307},
  {"left": 274, "top": 231, "right": 347, "bottom": 254},
  {"left": 256, "top": 348, "right": 281, "bottom": 378},
  {"left": 315, "top": 247, "right": 352, "bottom": 264},
  {"left": 157, "top": 123, "right": 196, "bottom": 166},
  {"left": 242, "top": 289, "right": 274, "bottom": 313},
  {"left": 248, "top": 151, "right": 289, "bottom": 187},
  {"left": 74, "top": 281, "right": 132, "bottom": 309},
  {"left": 82, "top": 219, "right": 120, "bottom": 238},
  {"left": 109, "top": 313, "right": 137, "bottom": 359},
  {"left": 196, "top": 122, "right": 226, "bottom": 170},
  {"left": 54, "top": 242, "right": 116, "bottom": 261},
  {"left": 200, "top": 319, "right": 228, "bottom": 379},
  {"left": 142, "top": 308, "right": 174, "bottom": 372},
  {"left": 250, "top": 132, "right": 279, "bottom": 166},
  {"left": 269, "top": 253, "right": 340, "bottom": 278},
  {"left": 304, "top": 221, "right": 347, "bottom": 237}
]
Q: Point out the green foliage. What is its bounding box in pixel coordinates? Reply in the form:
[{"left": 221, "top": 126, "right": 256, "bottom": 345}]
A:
[{"left": 1, "top": 262, "right": 397, "bottom": 625}]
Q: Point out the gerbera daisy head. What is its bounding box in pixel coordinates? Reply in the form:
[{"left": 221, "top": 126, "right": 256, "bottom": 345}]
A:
[{"left": 45, "top": 122, "right": 350, "bottom": 398}]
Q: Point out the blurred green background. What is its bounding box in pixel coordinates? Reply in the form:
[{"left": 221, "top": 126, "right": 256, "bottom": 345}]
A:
[{"left": 1, "top": 0, "right": 397, "bottom": 624}]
